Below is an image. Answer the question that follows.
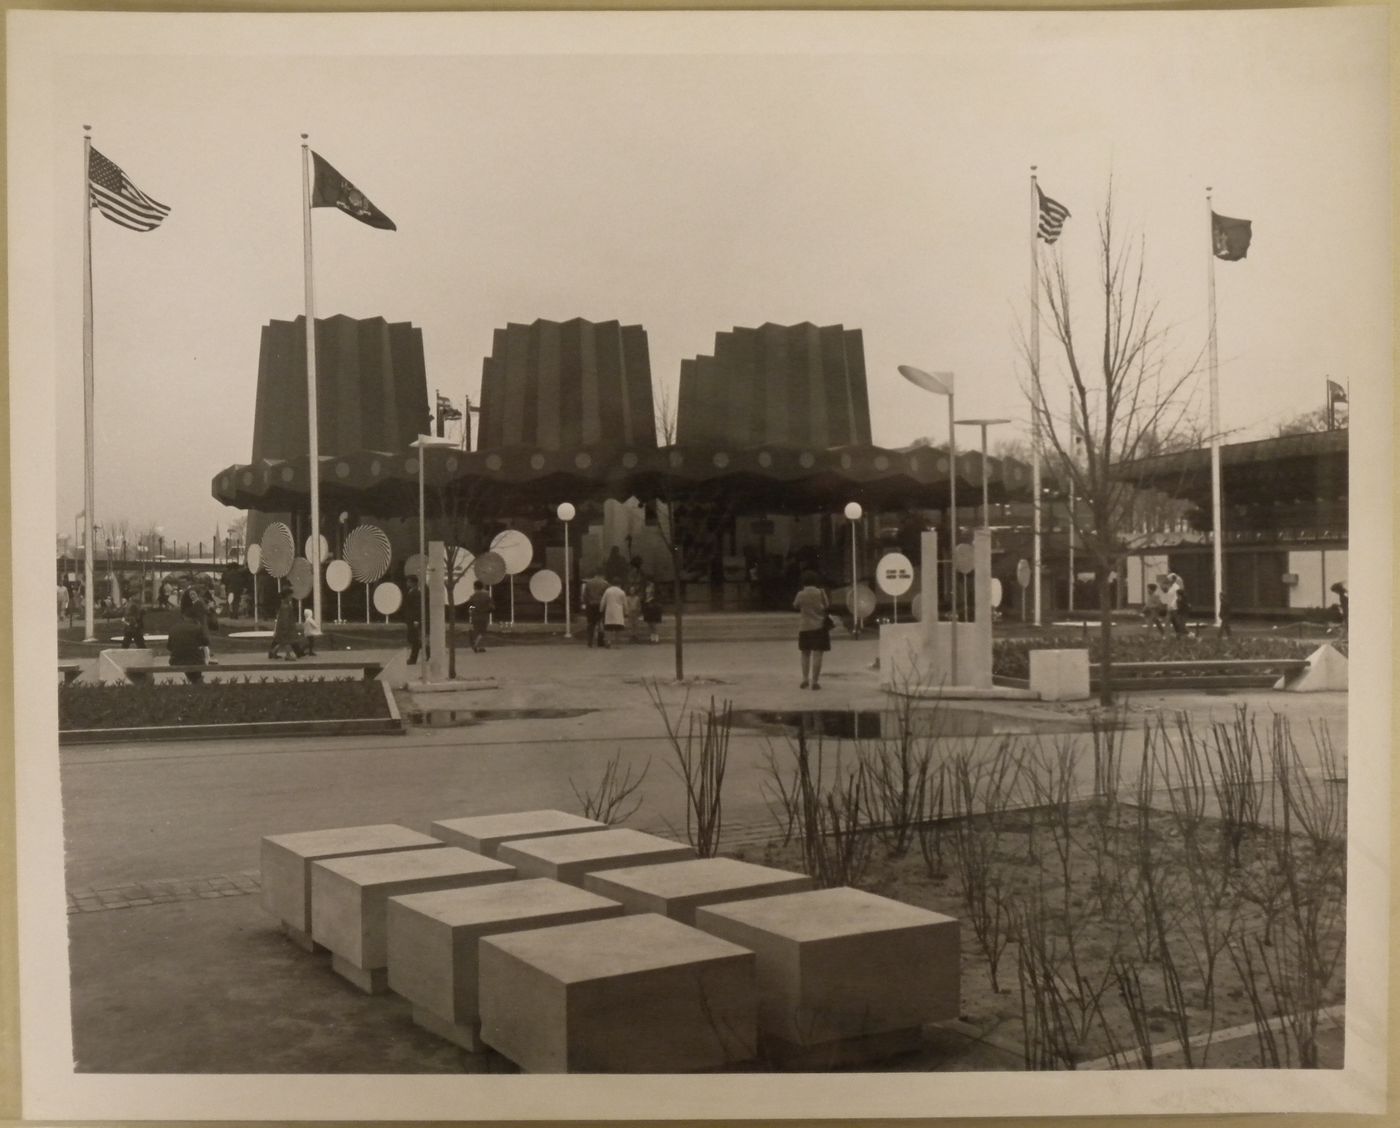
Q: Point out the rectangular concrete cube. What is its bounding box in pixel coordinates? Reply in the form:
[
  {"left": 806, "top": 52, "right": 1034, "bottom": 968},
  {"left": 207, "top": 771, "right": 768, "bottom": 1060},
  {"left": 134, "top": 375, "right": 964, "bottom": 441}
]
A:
[
  {"left": 695, "top": 887, "right": 960, "bottom": 1067},
  {"left": 478, "top": 913, "right": 756, "bottom": 1073},
  {"left": 430, "top": 809, "right": 608, "bottom": 858},
  {"left": 496, "top": 828, "right": 695, "bottom": 886},
  {"left": 1029, "top": 648, "right": 1090, "bottom": 702},
  {"left": 386, "top": 878, "right": 625, "bottom": 1050},
  {"left": 260, "top": 824, "right": 442, "bottom": 944},
  {"left": 310, "top": 847, "right": 515, "bottom": 992},
  {"left": 583, "top": 858, "right": 812, "bottom": 926}
]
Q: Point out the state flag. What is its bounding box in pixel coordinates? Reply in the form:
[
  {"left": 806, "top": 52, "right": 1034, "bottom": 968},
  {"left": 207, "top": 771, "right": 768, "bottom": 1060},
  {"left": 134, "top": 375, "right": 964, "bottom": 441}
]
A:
[
  {"left": 1211, "top": 211, "right": 1252, "bottom": 261},
  {"left": 310, "top": 151, "right": 397, "bottom": 230}
]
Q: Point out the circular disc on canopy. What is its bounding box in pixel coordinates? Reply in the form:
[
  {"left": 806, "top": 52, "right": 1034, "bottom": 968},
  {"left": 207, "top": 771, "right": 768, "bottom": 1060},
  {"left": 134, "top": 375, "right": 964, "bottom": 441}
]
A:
[
  {"left": 490, "top": 529, "right": 534, "bottom": 575},
  {"left": 245, "top": 544, "right": 262, "bottom": 573},
  {"left": 372, "top": 581, "right": 403, "bottom": 616},
  {"left": 345, "top": 524, "right": 392, "bottom": 583},
  {"left": 288, "top": 558, "right": 313, "bottom": 600},
  {"left": 260, "top": 523, "right": 295, "bottom": 579},
  {"left": 450, "top": 549, "right": 477, "bottom": 605},
  {"left": 326, "top": 559, "right": 353, "bottom": 593},
  {"left": 953, "top": 542, "right": 976, "bottom": 575},
  {"left": 529, "top": 569, "right": 562, "bottom": 603},
  {"left": 304, "top": 533, "right": 330, "bottom": 561},
  {"left": 474, "top": 551, "right": 506, "bottom": 587}
]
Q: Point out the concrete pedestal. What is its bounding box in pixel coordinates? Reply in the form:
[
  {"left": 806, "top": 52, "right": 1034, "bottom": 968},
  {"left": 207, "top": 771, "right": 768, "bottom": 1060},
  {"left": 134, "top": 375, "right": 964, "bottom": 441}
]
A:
[
  {"left": 496, "top": 828, "right": 695, "bottom": 886},
  {"left": 583, "top": 858, "right": 812, "bottom": 926},
  {"left": 260, "top": 824, "right": 442, "bottom": 947},
  {"left": 431, "top": 810, "right": 608, "bottom": 859},
  {"left": 478, "top": 913, "right": 756, "bottom": 1072},
  {"left": 386, "top": 878, "right": 624, "bottom": 1050},
  {"left": 695, "top": 887, "right": 959, "bottom": 1067},
  {"left": 310, "top": 847, "right": 515, "bottom": 992},
  {"left": 98, "top": 647, "right": 154, "bottom": 685},
  {"left": 1029, "top": 649, "right": 1091, "bottom": 701},
  {"left": 1280, "top": 643, "right": 1348, "bottom": 691}
]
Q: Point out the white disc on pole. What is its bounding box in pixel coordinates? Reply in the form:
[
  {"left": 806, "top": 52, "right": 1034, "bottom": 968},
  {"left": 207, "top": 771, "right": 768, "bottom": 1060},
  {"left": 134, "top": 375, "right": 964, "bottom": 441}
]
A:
[
  {"left": 474, "top": 550, "right": 506, "bottom": 587},
  {"left": 1016, "top": 558, "right": 1032, "bottom": 588},
  {"left": 844, "top": 583, "right": 877, "bottom": 618},
  {"left": 326, "top": 559, "right": 353, "bottom": 593},
  {"left": 450, "top": 549, "right": 477, "bottom": 605},
  {"left": 911, "top": 593, "right": 923, "bottom": 621},
  {"left": 990, "top": 577, "right": 1004, "bottom": 608},
  {"left": 245, "top": 544, "right": 262, "bottom": 573},
  {"left": 953, "top": 542, "right": 976, "bottom": 575},
  {"left": 404, "top": 553, "right": 425, "bottom": 580},
  {"left": 529, "top": 569, "right": 562, "bottom": 603},
  {"left": 876, "top": 552, "right": 914, "bottom": 598},
  {"left": 372, "top": 581, "right": 403, "bottom": 616},
  {"left": 490, "top": 529, "right": 534, "bottom": 575}
]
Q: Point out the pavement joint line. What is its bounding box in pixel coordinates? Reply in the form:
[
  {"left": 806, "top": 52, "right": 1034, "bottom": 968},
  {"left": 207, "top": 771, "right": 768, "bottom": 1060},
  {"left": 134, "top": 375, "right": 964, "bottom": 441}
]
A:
[{"left": 67, "top": 870, "right": 262, "bottom": 914}]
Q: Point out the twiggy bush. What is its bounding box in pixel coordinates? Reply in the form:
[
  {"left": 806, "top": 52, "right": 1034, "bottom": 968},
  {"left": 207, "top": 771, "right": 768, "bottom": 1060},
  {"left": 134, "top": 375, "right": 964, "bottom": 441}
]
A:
[
  {"left": 856, "top": 689, "right": 938, "bottom": 859},
  {"left": 762, "top": 725, "right": 872, "bottom": 888},
  {"left": 570, "top": 751, "right": 650, "bottom": 825},
  {"left": 647, "top": 682, "right": 732, "bottom": 857}
]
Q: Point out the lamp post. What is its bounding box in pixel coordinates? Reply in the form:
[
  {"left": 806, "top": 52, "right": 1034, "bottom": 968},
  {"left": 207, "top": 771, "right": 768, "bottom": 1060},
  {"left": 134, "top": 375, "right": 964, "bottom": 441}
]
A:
[
  {"left": 557, "top": 502, "right": 576, "bottom": 637},
  {"left": 897, "top": 366, "right": 959, "bottom": 683},
  {"left": 955, "top": 418, "right": 1012, "bottom": 531},
  {"left": 843, "top": 501, "right": 863, "bottom": 637},
  {"left": 411, "top": 434, "right": 456, "bottom": 683}
]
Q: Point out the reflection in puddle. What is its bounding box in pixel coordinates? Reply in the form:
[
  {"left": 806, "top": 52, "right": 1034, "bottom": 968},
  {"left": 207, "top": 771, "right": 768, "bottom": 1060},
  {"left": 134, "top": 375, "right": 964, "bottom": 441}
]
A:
[
  {"left": 405, "top": 707, "right": 596, "bottom": 728},
  {"left": 730, "top": 708, "right": 1107, "bottom": 739}
]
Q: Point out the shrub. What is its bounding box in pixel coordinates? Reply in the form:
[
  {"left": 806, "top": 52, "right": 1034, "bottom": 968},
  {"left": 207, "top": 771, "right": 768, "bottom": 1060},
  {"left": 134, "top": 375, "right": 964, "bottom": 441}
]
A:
[{"left": 58, "top": 678, "right": 388, "bottom": 729}]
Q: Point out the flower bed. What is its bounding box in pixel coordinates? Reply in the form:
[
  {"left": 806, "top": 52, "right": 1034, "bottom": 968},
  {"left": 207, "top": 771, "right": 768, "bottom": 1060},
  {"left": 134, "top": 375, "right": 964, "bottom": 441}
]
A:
[
  {"left": 992, "top": 633, "right": 1316, "bottom": 680},
  {"left": 59, "top": 678, "right": 391, "bottom": 731}
]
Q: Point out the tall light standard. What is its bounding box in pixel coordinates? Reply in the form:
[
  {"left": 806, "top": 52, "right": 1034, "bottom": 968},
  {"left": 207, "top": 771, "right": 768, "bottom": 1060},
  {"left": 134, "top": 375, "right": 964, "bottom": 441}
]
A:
[
  {"left": 411, "top": 434, "right": 456, "bottom": 683},
  {"left": 843, "top": 501, "right": 863, "bottom": 637},
  {"left": 955, "top": 418, "right": 1012, "bottom": 531},
  {"left": 557, "top": 503, "right": 576, "bottom": 638}
]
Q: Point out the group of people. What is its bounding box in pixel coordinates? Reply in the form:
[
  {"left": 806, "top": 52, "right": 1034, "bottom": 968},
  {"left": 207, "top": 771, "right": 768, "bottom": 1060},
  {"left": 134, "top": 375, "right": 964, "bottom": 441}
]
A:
[
  {"left": 580, "top": 550, "right": 663, "bottom": 648},
  {"left": 1143, "top": 573, "right": 1192, "bottom": 637},
  {"left": 402, "top": 575, "right": 495, "bottom": 665},
  {"left": 267, "top": 593, "right": 322, "bottom": 661}
]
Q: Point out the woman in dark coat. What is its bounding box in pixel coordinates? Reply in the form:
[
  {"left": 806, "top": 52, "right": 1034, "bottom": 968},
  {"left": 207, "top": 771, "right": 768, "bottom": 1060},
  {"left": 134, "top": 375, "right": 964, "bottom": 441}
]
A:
[{"left": 268, "top": 593, "right": 300, "bottom": 660}]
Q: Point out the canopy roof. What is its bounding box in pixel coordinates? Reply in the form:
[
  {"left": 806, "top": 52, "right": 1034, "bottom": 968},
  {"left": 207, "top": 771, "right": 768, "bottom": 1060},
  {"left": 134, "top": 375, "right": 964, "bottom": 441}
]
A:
[{"left": 212, "top": 441, "right": 1038, "bottom": 519}]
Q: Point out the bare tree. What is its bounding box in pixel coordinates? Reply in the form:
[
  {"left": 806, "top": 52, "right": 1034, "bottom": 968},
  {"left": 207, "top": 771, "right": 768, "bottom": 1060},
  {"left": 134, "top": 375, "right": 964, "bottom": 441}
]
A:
[{"left": 1030, "top": 181, "right": 1202, "bottom": 704}]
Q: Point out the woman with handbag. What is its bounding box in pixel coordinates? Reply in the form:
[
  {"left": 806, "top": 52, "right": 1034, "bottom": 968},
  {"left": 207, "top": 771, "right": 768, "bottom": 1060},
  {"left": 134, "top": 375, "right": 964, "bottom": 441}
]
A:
[{"left": 792, "top": 570, "right": 832, "bottom": 690}]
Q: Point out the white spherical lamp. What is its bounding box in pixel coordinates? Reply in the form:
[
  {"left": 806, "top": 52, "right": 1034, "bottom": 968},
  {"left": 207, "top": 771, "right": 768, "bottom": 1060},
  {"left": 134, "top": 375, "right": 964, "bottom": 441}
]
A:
[
  {"left": 844, "top": 501, "right": 863, "bottom": 521},
  {"left": 557, "top": 502, "right": 576, "bottom": 522}
]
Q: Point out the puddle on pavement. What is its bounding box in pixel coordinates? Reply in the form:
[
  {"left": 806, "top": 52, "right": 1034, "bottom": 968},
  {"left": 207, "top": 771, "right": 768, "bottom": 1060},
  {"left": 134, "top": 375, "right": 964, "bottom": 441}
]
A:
[
  {"left": 405, "top": 707, "right": 596, "bottom": 728},
  {"left": 730, "top": 708, "right": 1106, "bottom": 740}
]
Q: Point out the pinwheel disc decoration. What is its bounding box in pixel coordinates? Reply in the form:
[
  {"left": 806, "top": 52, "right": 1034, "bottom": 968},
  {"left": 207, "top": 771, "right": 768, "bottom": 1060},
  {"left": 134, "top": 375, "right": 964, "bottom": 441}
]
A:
[
  {"left": 260, "top": 522, "right": 295, "bottom": 579},
  {"left": 289, "top": 558, "right": 314, "bottom": 599},
  {"left": 346, "top": 524, "right": 392, "bottom": 583}
]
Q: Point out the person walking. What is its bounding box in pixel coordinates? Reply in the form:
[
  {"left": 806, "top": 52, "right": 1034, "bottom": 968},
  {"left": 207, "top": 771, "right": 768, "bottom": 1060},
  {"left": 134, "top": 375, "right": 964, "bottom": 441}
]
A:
[
  {"left": 404, "top": 576, "right": 423, "bottom": 665},
  {"left": 268, "top": 593, "right": 301, "bottom": 660},
  {"left": 120, "top": 596, "right": 146, "bottom": 649},
  {"left": 599, "top": 580, "right": 627, "bottom": 648},
  {"left": 57, "top": 582, "right": 69, "bottom": 622},
  {"left": 1144, "top": 583, "right": 1166, "bottom": 633},
  {"left": 300, "top": 608, "right": 322, "bottom": 656},
  {"left": 1330, "top": 581, "right": 1349, "bottom": 640},
  {"left": 793, "top": 570, "right": 831, "bottom": 690},
  {"left": 167, "top": 603, "right": 212, "bottom": 683},
  {"left": 581, "top": 571, "right": 609, "bottom": 648},
  {"left": 1163, "top": 573, "right": 1188, "bottom": 637},
  {"left": 465, "top": 580, "right": 493, "bottom": 653},
  {"left": 641, "top": 578, "right": 663, "bottom": 643}
]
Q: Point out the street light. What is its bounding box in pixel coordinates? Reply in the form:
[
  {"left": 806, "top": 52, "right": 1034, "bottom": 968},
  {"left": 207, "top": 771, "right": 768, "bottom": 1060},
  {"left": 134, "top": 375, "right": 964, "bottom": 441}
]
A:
[
  {"left": 955, "top": 418, "right": 1012, "bottom": 531},
  {"left": 844, "top": 501, "right": 863, "bottom": 637},
  {"left": 411, "top": 434, "right": 457, "bottom": 683},
  {"left": 557, "top": 502, "right": 576, "bottom": 638},
  {"left": 898, "top": 366, "right": 959, "bottom": 683}
]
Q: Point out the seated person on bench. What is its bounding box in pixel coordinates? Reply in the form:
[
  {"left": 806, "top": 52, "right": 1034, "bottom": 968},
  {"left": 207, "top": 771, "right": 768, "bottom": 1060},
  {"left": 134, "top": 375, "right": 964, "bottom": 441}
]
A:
[{"left": 167, "top": 603, "right": 213, "bottom": 683}]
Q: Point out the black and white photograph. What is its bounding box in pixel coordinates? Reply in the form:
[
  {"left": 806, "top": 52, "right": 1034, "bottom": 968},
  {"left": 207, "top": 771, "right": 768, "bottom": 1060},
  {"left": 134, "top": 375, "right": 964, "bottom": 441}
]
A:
[{"left": 7, "top": 6, "right": 1391, "bottom": 1121}]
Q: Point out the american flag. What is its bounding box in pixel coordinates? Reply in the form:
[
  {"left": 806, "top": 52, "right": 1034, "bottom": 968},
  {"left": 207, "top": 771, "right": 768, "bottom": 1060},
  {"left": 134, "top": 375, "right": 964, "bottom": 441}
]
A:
[
  {"left": 88, "top": 148, "right": 170, "bottom": 232},
  {"left": 1036, "top": 185, "right": 1070, "bottom": 244}
]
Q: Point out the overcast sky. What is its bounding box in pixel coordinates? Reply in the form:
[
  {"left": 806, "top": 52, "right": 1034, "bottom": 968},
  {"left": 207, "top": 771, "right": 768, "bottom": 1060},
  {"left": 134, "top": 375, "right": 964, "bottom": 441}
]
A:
[{"left": 18, "top": 7, "right": 1390, "bottom": 548}]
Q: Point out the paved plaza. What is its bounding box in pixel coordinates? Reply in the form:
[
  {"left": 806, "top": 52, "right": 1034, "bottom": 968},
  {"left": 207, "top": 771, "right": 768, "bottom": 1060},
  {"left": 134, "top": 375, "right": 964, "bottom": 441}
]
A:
[{"left": 57, "top": 633, "right": 1348, "bottom": 1073}]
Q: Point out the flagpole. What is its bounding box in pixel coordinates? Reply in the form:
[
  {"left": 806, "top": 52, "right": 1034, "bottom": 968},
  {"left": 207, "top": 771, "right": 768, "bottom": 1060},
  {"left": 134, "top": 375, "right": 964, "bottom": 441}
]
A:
[
  {"left": 300, "top": 135, "right": 324, "bottom": 629},
  {"left": 1207, "top": 187, "right": 1223, "bottom": 628},
  {"left": 82, "top": 127, "right": 97, "bottom": 643},
  {"left": 1030, "top": 166, "right": 1043, "bottom": 627}
]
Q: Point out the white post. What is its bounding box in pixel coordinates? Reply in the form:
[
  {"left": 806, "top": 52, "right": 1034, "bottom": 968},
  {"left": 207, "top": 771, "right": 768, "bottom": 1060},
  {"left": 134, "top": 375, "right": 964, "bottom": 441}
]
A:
[
  {"left": 81, "top": 129, "right": 97, "bottom": 642},
  {"left": 300, "top": 136, "right": 324, "bottom": 630},
  {"left": 1207, "top": 187, "right": 1224, "bottom": 627}
]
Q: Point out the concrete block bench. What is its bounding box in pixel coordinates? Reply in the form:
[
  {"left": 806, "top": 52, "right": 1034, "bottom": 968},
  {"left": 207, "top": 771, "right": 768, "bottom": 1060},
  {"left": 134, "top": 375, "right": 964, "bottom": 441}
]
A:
[
  {"left": 695, "top": 887, "right": 960, "bottom": 1069},
  {"left": 478, "top": 913, "right": 756, "bottom": 1072},
  {"left": 260, "top": 824, "right": 442, "bottom": 950},
  {"left": 431, "top": 809, "right": 608, "bottom": 859},
  {"left": 386, "top": 878, "right": 624, "bottom": 1050},
  {"left": 583, "top": 858, "right": 812, "bottom": 926},
  {"left": 310, "top": 847, "right": 515, "bottom": 993},
  {"left": 496, "top": 827, "right": 695, "bottom": 886},
  {"left": 58, "top": 662, "right": 83, "bottom": 685}
]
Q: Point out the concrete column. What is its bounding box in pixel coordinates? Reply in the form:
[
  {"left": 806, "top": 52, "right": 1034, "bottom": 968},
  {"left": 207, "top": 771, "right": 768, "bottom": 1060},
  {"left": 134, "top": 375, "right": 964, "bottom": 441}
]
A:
[
  {"left": 428, "top": 540, "right": 448, "bottom": 682},
  {"left": 919, "top": 529, "right": 939, "bottom": 625}
]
